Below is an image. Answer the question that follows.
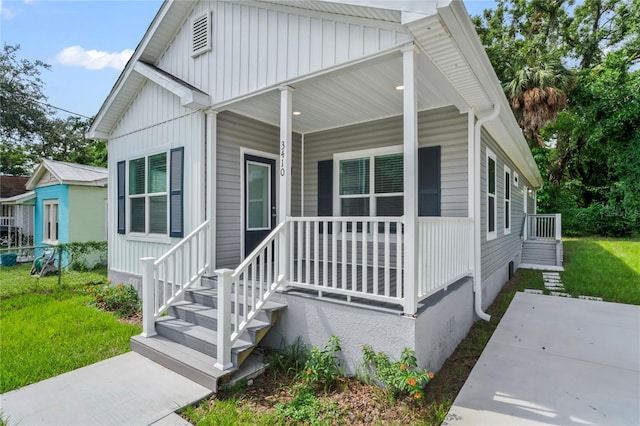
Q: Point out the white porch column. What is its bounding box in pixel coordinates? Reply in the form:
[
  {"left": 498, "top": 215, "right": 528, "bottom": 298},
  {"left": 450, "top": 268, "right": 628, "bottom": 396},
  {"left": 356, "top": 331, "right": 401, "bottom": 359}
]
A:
[
  {"left": 205, "top": 110, "right": 218, "bottom": 275},
  {"left": 278, "top": 86, "right": 293, "bottom": 280},
  {"left": 402, "top": 45, "right": 418, "bottom": 316}
]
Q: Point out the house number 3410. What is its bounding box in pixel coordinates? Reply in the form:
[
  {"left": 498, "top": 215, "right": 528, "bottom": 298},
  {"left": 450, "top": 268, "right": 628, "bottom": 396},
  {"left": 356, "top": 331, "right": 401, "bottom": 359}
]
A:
[{"left": 280, "top": 141, "right": 286, "bottom": 176}]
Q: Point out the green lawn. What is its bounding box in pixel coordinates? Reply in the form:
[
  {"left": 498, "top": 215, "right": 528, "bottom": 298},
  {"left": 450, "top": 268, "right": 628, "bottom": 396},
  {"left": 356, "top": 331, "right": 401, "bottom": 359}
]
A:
[
  {"left": 561, "top": 238, "right": 640, "bottom": 305},
  {"left": 0, "top": 264, "right": 141, "bottom": 393}
]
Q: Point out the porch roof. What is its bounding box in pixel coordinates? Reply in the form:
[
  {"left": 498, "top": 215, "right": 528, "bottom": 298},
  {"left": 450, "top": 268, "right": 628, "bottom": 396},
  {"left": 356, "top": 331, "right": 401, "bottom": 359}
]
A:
[{"left": 88, "top": 0, "right": 543, "bottom": 187}]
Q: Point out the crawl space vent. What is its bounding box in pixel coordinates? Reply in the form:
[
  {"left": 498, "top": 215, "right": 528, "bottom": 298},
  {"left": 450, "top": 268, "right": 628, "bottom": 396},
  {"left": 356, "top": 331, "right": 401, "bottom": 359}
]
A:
[{"left": 191, "top": 11, "right": 211, "bottom": 57}]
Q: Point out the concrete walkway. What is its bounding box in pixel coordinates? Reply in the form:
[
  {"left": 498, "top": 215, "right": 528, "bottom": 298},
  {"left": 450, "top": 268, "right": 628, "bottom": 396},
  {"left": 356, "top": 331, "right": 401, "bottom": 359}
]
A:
[
  {"left": 1, "top": 352, "right": 212, "bottom": 426},
  {"left": 445, "top": 292, "right": 640, "bottom": 425}
]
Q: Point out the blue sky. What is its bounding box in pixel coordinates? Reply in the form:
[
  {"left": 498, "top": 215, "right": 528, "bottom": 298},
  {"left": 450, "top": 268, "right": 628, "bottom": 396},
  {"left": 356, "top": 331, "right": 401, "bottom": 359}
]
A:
[{"left": 0, "top": 0, "right": 495, "bottom": 120}]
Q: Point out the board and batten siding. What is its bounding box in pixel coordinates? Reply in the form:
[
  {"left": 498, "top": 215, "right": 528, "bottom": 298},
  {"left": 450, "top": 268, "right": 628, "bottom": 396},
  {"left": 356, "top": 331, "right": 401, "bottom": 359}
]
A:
[
  {"left": 216, "top": 111, "right": 302, "bottom": 269},
  {"left": 480, "top": 128, "right": 533, "bottom": 278},
  {"left": 303, "top": 106, "right": 468, "bottom": 217},
  {"left": 107, "top": 110, "right": 204, "bottom": 277},
  {"left": 158, "top": 0, "right": 411, "bottom": 106},
  {"left": 110, "top": 81, "right": 195, "bottom": 140}
]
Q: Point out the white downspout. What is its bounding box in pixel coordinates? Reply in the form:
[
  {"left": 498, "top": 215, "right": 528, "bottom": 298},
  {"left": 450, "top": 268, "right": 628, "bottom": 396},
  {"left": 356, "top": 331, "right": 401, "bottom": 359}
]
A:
[{"left": 473, "top": 103, "right": 500, "bottom": 321}]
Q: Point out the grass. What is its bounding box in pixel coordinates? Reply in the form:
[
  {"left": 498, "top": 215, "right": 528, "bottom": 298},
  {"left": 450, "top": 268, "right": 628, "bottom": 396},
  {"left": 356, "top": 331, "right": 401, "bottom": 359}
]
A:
[
  {"left": 0, "top": 264, "right": 141, "bottom": 393},
  {"left": 561, "top": 238, "right": 640, "bottom": 304}
]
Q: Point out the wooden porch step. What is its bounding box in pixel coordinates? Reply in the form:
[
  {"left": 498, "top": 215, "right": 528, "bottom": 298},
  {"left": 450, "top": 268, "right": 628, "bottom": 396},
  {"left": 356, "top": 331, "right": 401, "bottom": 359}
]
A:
[
  {"left": 155, "top": 317, "right": 254, "bottom": 367},
  {"left": 130, "top": 334, "right": 232, "bottom": 392}
]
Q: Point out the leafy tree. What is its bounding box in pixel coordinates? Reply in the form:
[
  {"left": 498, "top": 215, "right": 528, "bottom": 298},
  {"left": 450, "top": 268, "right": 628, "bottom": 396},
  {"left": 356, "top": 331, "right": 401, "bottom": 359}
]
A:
[
  {"left": 0, "top": 44, "right": 106, "bottom": 175},
  {"left": 0, "top": 44, "right": 52, "bottom": 144},
  {"left": 473, "top": 0, "right": 640, "bottom": 236}
]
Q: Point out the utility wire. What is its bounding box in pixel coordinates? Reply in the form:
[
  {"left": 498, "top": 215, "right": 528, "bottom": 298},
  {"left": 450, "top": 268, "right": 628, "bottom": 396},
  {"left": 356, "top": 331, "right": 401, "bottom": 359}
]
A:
[{"left": 32, "top": 98, "right": 93, "bottom": 120}]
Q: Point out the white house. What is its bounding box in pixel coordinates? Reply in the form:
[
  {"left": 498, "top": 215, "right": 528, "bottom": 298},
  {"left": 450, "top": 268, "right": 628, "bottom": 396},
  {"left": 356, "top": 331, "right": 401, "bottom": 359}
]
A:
[{"left": 89, "top": 0, "right": 562, "bottom": 391}]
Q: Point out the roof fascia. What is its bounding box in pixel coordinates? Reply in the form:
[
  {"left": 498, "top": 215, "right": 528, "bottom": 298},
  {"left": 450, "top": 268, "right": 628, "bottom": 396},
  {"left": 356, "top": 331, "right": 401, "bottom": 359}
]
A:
[
  {"left": 88, "top": 0, "right": 175, "bottom": 140},
  {"left": 133, "top": 61, "right": 209, "bottom": 109},
  {"left": 25, "top": 161, "right": 62, "bottom": 190},
  {"left": 0, "top": 191, "right": 35, "bottom": 205},
  {"left": 438, "top": 2, "right": 543, "bottom": 187}
]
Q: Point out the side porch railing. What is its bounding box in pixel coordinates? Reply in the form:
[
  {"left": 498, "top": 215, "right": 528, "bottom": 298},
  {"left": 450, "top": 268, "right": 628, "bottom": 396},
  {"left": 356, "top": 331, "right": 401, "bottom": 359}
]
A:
[{"left": 524, "top": 214, "right": 562, "bottom": 241}]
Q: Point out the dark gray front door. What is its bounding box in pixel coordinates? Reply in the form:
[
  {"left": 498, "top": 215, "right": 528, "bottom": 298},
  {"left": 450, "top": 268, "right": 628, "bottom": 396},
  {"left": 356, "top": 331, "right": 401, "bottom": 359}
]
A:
[{"left": 244, "top": 154, "right": 276, "bottom": 256}]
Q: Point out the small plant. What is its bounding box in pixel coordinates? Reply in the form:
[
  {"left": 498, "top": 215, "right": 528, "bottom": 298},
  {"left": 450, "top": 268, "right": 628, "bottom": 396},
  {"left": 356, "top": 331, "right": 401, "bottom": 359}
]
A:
[
  {"left": 296, "top": 335, "right": 343, "bottom": 393},
  {"left": 275, "top": 336, "right": 344, "bottom": 424},
  {"left": 84, "top": 282, "right": 140, "bottom": 317},
  {"left": 361, "top": 345, "right": 434, "bottom": 401},
  {"left": 268, "top": 337, "right": 310, "bottom": 376}
]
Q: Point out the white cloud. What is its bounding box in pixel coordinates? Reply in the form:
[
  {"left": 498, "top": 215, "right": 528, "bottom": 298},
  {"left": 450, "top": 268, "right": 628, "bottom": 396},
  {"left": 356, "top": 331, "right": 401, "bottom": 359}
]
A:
[
  {"left": 55, "top": 46, "right": 134, "bottom": 71},
  {"left": 0, "top": 3, "right": 18, "bottom": 20}
]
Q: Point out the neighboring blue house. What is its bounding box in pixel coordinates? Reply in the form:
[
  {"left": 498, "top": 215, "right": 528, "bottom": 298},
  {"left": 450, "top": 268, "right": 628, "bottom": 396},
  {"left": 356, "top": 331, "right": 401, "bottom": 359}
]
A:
[{"left": 25, "top": 160, "right": 108, "bottom": 248}]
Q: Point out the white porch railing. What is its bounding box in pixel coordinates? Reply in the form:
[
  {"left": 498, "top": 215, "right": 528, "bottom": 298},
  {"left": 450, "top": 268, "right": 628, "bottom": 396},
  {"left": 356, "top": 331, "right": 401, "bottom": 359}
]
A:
[
  {"left": 287, "top": 216, "right": 405, "bottom": 306},
  {"left": 0, "top": 216, "right": 15, "bottom": 227},
  {"left": 417, "top": 217, "right": 474, "bottom": 300},
  {"left": 525, "top": 214, "right": 562, "bottom": 241},
  {"left": 214, "top": 221, "right": 288, "bottom": 370},
  {"left": 141, "top": 220, "right": 211, "bottom": 337},
  {"left": 141, "top": 215, "right": 476, "bottom": 371}
]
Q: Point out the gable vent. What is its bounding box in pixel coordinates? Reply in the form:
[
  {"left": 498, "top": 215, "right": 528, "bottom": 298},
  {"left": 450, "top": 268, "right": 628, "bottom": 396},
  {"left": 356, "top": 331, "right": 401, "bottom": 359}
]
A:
[{"left": 191, "top": 11, "right": 211, "bottom": 57}]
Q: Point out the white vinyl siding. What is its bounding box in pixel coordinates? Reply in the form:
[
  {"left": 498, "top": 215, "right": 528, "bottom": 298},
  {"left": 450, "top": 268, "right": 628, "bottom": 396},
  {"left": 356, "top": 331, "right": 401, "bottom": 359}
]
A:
[
  {"left": 304, "top": 106, "right": 468, "bottom": 218},
  {"left": 157, "top": 1, "right": 410, "bottom": 106},
  {"left": 108, "top": 109, "right": 203, "bottom": 277},
  {"left": 480, "top": 129, "right": 535, "bottom": 278}
]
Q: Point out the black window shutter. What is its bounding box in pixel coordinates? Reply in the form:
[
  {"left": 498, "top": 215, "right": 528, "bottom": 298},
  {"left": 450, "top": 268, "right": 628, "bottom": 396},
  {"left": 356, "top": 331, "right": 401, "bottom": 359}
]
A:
[
  {"left": 418, "top": 146, "right": 441, "bottom": 216},
  {"left": 317, "top": 160, "right": 333, "bottom": 216},
  {"left": 317, "top": 160, "right": 333, "bottom": 233},
  {"left": 170, "top": 147, "right": 184, "bottom": 237},
  {"left": 117, "top": 161, "right": 126, "bottom": 234}
]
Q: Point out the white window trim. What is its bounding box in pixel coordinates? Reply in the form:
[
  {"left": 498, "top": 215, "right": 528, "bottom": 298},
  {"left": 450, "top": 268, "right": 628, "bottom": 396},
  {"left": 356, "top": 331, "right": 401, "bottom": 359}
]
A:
[
  {"left": 126, "top": 151, "right": 170, "bottom": 241},
  {"left": 486, "top": 148, "right": 497, "bottom": 241},
  {"left": 332, "top": 145, "right": 403, "bottom": 217},
  {"left": 43, "top": 199, "right": 59, "bottom": 244},
  {"left": 504, "top": 165, "right": 512, "bottom": 235}
]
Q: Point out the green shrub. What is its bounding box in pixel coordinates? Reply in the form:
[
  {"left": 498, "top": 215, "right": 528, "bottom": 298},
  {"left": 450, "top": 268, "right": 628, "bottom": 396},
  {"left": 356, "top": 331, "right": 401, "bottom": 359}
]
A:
[
  {"left": 83, "top": 282, "right": 140, "bottom": 317},
  {"left": 560, "top": 204, "right": 639, "bottom": 237},
  {"left": 361, "top": 345, "right": 434, "bottom": 401},
  {"left": 296, "top": 335, "right": 343, "bottom": 392}
]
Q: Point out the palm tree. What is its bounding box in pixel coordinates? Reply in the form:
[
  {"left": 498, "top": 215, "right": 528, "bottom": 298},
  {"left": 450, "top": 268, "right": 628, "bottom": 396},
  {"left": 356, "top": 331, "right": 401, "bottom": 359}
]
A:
[{"left": 503, "top": 54, "right": 573, "bottom": 146}]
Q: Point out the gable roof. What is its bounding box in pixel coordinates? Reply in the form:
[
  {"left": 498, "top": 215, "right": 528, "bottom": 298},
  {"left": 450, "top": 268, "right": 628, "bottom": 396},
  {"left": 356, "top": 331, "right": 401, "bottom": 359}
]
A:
[
  {"left": 26, "top": 160, "right": 108, "bottom": 190},
  {"left": 0, "top": 176, "right": 29, "bottom": 199},
  {"left": 88, "top": 0, "right": 542, "bottom": 187}
]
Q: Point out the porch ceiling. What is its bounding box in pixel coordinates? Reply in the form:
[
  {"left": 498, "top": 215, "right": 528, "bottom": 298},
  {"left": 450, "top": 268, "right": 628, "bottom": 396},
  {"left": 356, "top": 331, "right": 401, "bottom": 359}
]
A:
[{"left": 225, "top": 51, "right": 458, "bottom": 135}]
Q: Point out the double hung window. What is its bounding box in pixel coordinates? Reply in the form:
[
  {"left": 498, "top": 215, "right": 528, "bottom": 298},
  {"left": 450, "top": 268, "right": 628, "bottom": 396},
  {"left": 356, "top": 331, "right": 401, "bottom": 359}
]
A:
[
  {"left": 504, "top": 165, "right": 511, "bottom": 235},
  {"left": 486, "top": 148, "right": 497, "bottom": 241},
  {"left": 118, "top": 148, "right": 183, "bottom": 238},
  {"left": 337, "top": 148, "right": 403, "bottom": 218},
  {"left": 129, "top": 153, "right": 168, "bottom": 235},
  {"left": 43, "top": 200, "right": 59, "bottom": 243}
]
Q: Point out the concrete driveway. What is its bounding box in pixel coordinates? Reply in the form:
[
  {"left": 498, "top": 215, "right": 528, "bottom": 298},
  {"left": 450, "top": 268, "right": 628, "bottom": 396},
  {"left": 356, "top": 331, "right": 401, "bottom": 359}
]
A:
[{"left": 445, "top": 292, "right": 640, "bottom": 425}]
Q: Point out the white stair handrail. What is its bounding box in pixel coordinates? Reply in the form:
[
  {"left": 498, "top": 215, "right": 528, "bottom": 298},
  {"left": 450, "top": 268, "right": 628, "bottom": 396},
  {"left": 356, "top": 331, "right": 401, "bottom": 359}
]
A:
[
  {"left": 215, "top": 221, "right": 288, "bottom": 370},
  {"left": 140, "top": 220, "right": 211, "bottom": 337}
]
